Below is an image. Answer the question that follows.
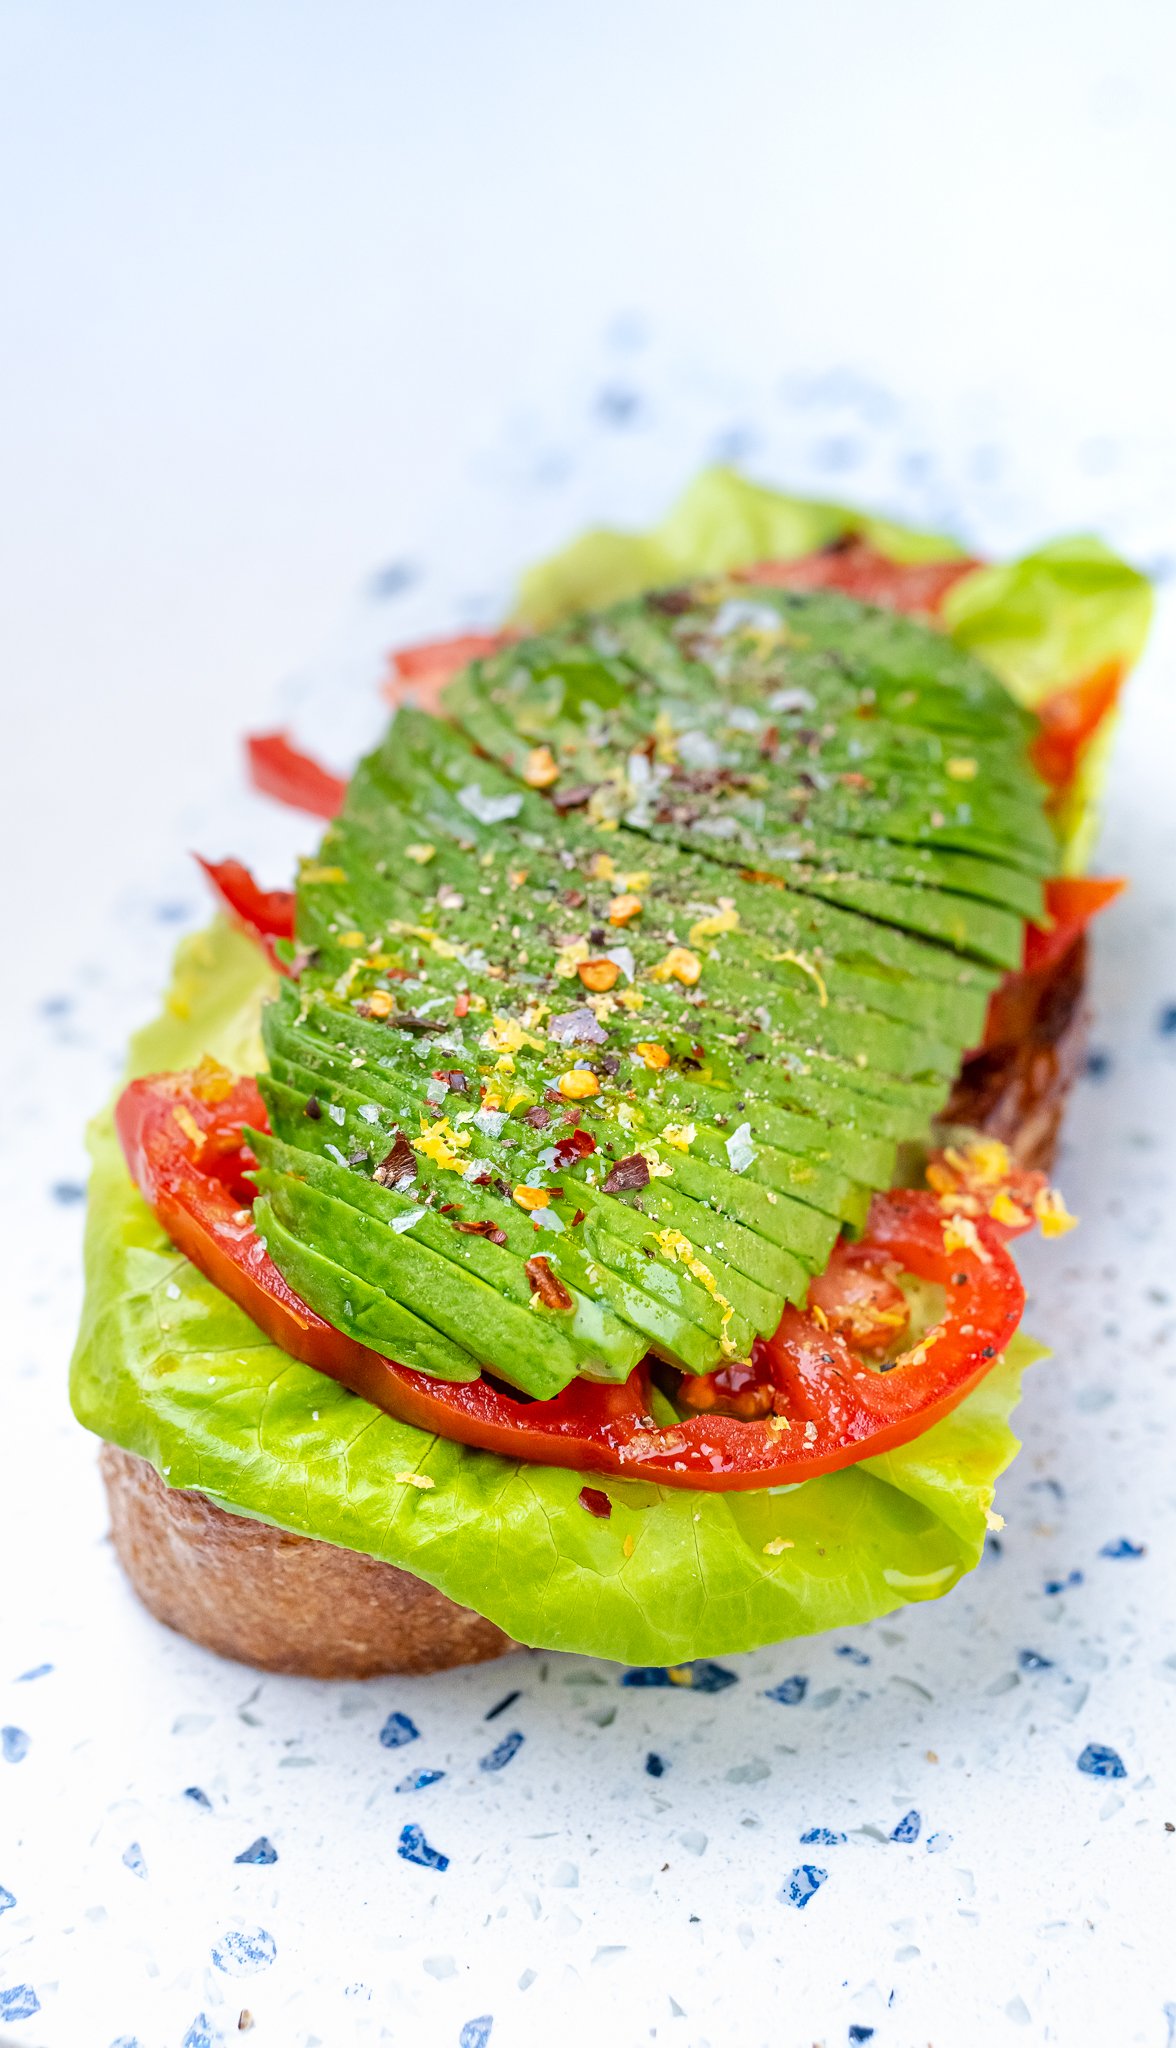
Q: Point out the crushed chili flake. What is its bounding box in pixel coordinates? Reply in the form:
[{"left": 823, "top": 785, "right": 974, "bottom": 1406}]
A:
[
  {"left": 454, "top": 991, "right": 470, "bottom": 1018},
  {"left": 577, "top": 957, "right": 620, "bottom": 994},
  {"left": 526, "top": 1254, "right": 574, "bottom": 1310},
  {"left": 578, "top": 1485, "right": 612, "bottom": 1519},
  {"left": 571, "top": 1208, "right": 586, "bottom": 1228},
  {"left": 356, "top": 989, "right": 396, "bottom": 1019},
  {"left": 304, "top": 1095, "right": 322, "bottom": 1121},
  {"left": 603, "top": 1153, "right": 651, "bottom": 1195},
  {"left": 521, "top": 1103, "right": 551, "bottom": 1129},
  {"left": 432, "top": 1068, "right": 469, "bottom": 1092},
  {"left": 454, "top": 1218, "right": 509, "bottom": 1246},
  {"left": 552, "top": 782, "right": 596, "bottom": 813},
  {"left": 375, "top": 1132, "right": 418, "bottom": 1189},
  {"left": 551, "top": 1127, "right": 596, "bottom": 1169}
]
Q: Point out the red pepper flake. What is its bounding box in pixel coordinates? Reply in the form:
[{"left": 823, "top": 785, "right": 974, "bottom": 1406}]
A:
[
  {"left": 551, "top": 1127, "right": 596, "bottom": 1169},
  {"left": 551, "top": 783, "right": 597, "bottom": 814},
  {"left": 521, "top": 1104, "right": 551, "bottom": 1129},
  {"left": 525, "top": 1254, "right": 573, "bottom": 1310},
  {"left": 374, "top": 1132, "right": 417, "bottom": 1189},
  {"left": 571, "top": 1208, "right": 586, "bottom": 1228},
  {"left": 454, "top": 1218, "right": 509, "bottom": 1246},
  {"left": 432, "top": 1068, "right": 469, "bottom": 1092},
  {"left": 602, "top": 1153, "right": 651, "bottom": 1195},
  {"left": 454, "top": 991, "right": 470, "bottom": 1018},
  {"left": 578, "top": 1485, "right": 612, "bottom": 1519}
]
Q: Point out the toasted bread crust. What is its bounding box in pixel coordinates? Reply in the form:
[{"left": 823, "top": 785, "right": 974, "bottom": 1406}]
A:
[
  {"left": 100, "top": 1442, "right": 515, "bottom": 1676},
  {"left": 99, "top": 941, "right": 1086, "bottom": 1676}
]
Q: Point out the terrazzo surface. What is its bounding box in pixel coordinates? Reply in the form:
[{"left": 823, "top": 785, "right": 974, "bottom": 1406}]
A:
[{"left": 3, "top": 356, "right": 1175, "bottom": 2047}]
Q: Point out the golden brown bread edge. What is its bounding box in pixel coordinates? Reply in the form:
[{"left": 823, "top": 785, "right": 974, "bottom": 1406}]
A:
[{"left": 99, "top": 937, "right": 1089, "bottom": 1678}]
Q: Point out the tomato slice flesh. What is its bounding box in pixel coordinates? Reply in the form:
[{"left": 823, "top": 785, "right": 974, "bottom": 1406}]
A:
[
  {"left": 1030, "top": 661, "right": 1123, "bottom": 790},
  {"left": 195, "top": 856, "right": 296, "bottom": 972},
  {"left": 740, "top": 543, "right": 981, "bottom": 616},
  {"left": 245, "top": 732, "right": 347, "bottom": 819},
  {"left": 385, "top": 632, "right": 510, "bottom": 713},
  {"left": 116, "top": 1069, "right": 1031, "bottom": 1494},
  {"left": 981, "top": 875, "right": 1124, "bottom": 1048}
]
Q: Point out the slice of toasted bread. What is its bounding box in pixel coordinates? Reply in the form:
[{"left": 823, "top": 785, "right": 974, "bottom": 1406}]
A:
[
  {"left": 100, "top": 1442, "right": 515, "bottom": 1677},
  {"left": 98, "top": 940, "right": 1086, "bottom": 1678}
]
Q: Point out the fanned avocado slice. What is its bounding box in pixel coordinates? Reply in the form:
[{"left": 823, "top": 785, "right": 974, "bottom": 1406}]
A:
[{"left": 257, "top": 579, "right": 1055, "bottom": 1389}]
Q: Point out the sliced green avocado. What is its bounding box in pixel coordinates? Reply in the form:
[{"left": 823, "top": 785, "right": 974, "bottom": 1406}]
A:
[{"left": 254, "top": 579, "right": 1053, "bottom": 1392}]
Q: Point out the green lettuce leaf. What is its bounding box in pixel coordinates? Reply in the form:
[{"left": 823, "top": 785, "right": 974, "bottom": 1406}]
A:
[
  {"left": 939, "top": 536, "right": 1153, "bottom": 710},
  {"left": 72, "top": 918, "right": 1041, "bottom": 1665}
]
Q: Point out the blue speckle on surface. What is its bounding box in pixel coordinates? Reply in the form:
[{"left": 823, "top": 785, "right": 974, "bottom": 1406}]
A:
[
  {"left": 800, "top": 1827, "right": 846, "bottom": 1846},
  {"left": 764, "top": 1674, "right": 808, "bottom": 1705},
  {"left": 848, "top": 2029, "right": 876, "bottom": 2044},
  {"left": 210, "top": 1926, "right": 277, "bottom": 1976},
  {"left": 0, "top": 1986, "right": 41, "bottom": 2022},
  {"left": 594, "top": 385, "right": 643, "bottom": 427},
  {"left": 184, "top": 1785, "right": 213, "bottom": 1810},
  {"left": 368, "top": 560, "right": 418, "bottom": 600},
  {"left": 234, "top": 1837, "right": 278, "bottom": 1865},
  {"left": 181, "top": 2015, "right": 216, "bottom": 2048},
  {"left": 395, "top": 1769, "right": 446, "bottom": 1794},
  {"left": 460, "top": 2018, "right": 494, "bottom": 2048},
  {"left": 1077, "top": 1742, "right": 1127, "bottom": 1779},
  {"left": 484, "top": 1689, "right": 521, "bottom": 1721},
  {"left": 781, "top": 1864, "right": 828, "bottom": 1909},
  {"left": 0, "top": 1885, "right": 15, "bottom": 1912},
  {"left": 1100, "top": 1537, "right": 1145, "bottom": 1559},
  {"left": 155, "top": 899, "right": 191, "bottom": 924},
  {"left": 1018, "top": 1649, "right": 1054, "bottom": 1671},
  {"left": 1085, "top": 1048, "right": 1112, "bottom": 1079},
  {"left": 1158, "top": 1002, "right": 1176, "bottom": 1036},
  {"left": 109, "top": 2037, "right": 146, "bottom": 2047},
  {"left": 891, "top": 1809, "right": 922, "bottom": 1843},
  {"left": 122, "top": 1841, "right": 147, "bottom": 1879},
  {"left": 15, "top": 1664, "right": 52, "bottom": 1682},
  {"left": 645, "top": 1752, "right": 667, "bottom": 1777},
  {"left": 620, "top": 1660, "right": 737, "bottom": 1692},
  {"left": 480, "top": 1730, "right": 524, "bottom": 1773},
  {"left": 379, "top": 1711, "right": 420, "bottom": 1749},
  {"left": 398, "top": 1823, "right": 449, "bottom": 1872},
  {"left": 1, "top": 1727, "right": 30, "bottom": 1764},
  {"left": 1044, "top": 1569, "right": 1084, "bottom": 1595},
  {"left": 50, "top": 1180, "right": 86, "bottom": 1205},
  {"left": 835, "top": 1644, "right": 871, "bottom": 1666},
  {"left": 926, "top": 1831, "right": 954, "bottom": 1854}
]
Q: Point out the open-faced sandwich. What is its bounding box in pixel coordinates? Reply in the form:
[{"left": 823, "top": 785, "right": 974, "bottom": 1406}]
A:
[{"left": 71, "top": 470, "right": 1151, "bottom": 1676}]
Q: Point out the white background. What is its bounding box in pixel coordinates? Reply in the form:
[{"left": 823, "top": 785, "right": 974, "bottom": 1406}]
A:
[{"left": 2, "top": 5, "right": 1175, "bottom": 2046}]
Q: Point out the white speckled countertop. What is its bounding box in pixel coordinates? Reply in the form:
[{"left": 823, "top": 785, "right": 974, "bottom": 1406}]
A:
[{"left": 3, "top": 8, "right": 1176, "bottom": 2044}]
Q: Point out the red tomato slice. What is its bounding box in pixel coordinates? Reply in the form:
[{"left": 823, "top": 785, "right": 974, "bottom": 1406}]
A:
[
  {"left": 245, "top": 732, "right": 347, "bottom": 818},
  {"left": 1031, "top": 661, "right": 1123, "bottom": 790},
  {"left": 385, "top": 632, "right": 510, "bottom": 713},
  {"left": 1022, "top": 875, "right": 1125, "bottom": 976},
  {"left": 981, "top": 875, "right": 1125, "bottom": 1048},
  {"left": 195, "top": 856, "right": 295, "bottom": 973},
  {"left": 117, "top": 1071, "right": 1031, "bottom": 1494},
  {"left": 740, "top": 541, "right": 981, "bottom": 617}
]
